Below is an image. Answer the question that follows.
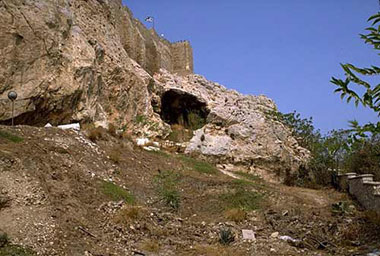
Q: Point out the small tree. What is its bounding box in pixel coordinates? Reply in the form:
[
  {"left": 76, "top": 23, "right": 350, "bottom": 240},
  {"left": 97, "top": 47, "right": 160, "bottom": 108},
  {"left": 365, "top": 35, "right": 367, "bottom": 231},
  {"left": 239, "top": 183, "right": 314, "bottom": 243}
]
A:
[{"left": 331, "top": 13, "right": 380, "bottom": 137}]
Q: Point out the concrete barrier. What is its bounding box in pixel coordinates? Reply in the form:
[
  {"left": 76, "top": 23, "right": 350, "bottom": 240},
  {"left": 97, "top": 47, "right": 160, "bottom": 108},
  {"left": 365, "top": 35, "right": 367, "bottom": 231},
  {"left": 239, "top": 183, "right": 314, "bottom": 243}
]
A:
[{"left": 337, "top": 173, "right": 380, "bottom": 212}]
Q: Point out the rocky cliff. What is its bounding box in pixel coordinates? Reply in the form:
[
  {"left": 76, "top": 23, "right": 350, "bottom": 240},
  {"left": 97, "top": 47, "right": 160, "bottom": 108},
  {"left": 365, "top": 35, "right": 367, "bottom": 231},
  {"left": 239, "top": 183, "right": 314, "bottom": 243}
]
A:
[{"left": 0, "top": 0, "right": 308, "bottom": 180}]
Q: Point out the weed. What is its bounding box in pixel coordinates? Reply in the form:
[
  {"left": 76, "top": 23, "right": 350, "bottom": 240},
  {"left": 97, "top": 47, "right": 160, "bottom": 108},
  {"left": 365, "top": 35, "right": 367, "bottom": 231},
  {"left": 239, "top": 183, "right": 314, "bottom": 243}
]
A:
[
  {"left": 0, "top": 233, "right": 35, "bottom": 256},
  {"left": 141, "top": 239, "right": 160, "bottom": 253},
  {"left": 235, "top": 171, "right": 260, "bottom": 182},
  {"left": 109, "top": 148, "right": 121, "bottom": 164},
  {"left": 113, "top": 205, "right": 146, "bottom": 225},
  {"left": 364, "top": 210, "right": 380, "bottom": 225},
  {"left": 223, "top": 208, "right": 247, "bottom": 222},
  {"left": 108, "top": 123, "right": 117, "bottom": 137},
  {"left": 187, "top": 111, "right": 206, "bottom": 130},
  {"left": 154, "top": 170, "right": 181, "bottom": 210},
  {"left": 0, "top": 130, "right": 23, "bottom": 143},
  {"left": 220, "top": 187, "right": 262, "bottom": 211},
  {"left": 0, "top": 233, "right": 8, "bottom": 247},
  {"left": 101, "top": 181, "right": 135, "bottom": 204},
  {"left": 135, "top": 115, "right": 146, "bottom": 124},
  {"left": 87, "top": 127, "right": 106, "bottom": 142},
  {"left": 0, "top": 195, "right": 9, "bottom": 210},
  {"left": 178, "top": 155, "right": 217, "bottom": 174},
  {"left": 147, "top": 150, "right": 170, "bottom": 158},
  {"left": 219, "top": 228, "right": 235, "bottom": 245},
  {"left": 0, "top": 245, "right": 35, "bottom": 256},
  {"left": 167, "top": 124, "right": 194, "bottom": 142},
  {"left": 193, "top": 245, "right": 244, "bottom": 256}
]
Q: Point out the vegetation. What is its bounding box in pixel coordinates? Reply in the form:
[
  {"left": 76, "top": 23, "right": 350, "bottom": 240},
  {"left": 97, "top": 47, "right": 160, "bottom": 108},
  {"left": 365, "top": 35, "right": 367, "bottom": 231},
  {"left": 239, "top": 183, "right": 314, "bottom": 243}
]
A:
[
  {"left": 0, "top": 233, "right": 35, "bottom": 256},
  {"left": 0, "top": 129, "right": 23, "bottom": 143},
  {"left": 154, "top": 170, "right": 181, "bottom": 210},
  {"left": 223, "top": 208, "right": 247, "bottom": 222},
  {"left": 219, "top": 228, "right": 235, "bottom": 245},
  {"left": 220, "top": 186, "right": 262, "bottom": 211},
  {"left": 331, "top": 13, "right": 380, "bottom": 137},
  {"left": 101, "top": 181, "right": 135, "bottom": 204},
  {"left": 141, "top": 239, "right": 160, "bottom": 253},
  {"left": 178, "top": 155, "right": 218, "bottom": 174}
]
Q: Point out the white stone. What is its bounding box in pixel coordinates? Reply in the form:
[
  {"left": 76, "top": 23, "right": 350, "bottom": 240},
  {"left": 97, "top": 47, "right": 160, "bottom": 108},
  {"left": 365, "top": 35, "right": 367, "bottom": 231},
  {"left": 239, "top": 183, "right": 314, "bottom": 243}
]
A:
[
  {"left": 242, "top": 229, "right": 255, "bottom": 240},
  {"left": 57, "top": 123, "right": 80, "bottom": 131},
  {"left": 137, "top": 138, "right": 149, "bottom": 146}
]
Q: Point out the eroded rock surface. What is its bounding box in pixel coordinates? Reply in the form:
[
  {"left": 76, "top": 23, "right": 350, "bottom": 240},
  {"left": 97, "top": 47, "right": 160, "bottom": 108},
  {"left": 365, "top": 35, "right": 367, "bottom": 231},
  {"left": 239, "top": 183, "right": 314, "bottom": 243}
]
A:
[
  {"left": 153, "top": 70, "right": 309, "bottom": 181},
  {"left": 0, "top": 0, "right": 308, "bottom": 180}
]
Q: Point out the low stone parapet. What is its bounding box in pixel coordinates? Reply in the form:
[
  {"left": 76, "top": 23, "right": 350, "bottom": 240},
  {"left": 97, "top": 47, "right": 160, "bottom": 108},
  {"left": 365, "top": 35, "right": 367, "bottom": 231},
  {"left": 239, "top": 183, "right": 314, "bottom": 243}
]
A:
[{"left": 337, "top": 173, "right": 380, "bottom": 212}]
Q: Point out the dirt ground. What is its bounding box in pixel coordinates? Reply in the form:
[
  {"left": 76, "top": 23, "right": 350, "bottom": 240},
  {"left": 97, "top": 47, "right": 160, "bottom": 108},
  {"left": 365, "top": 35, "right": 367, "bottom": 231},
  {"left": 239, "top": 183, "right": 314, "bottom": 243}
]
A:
[{"left": 0, "top": 125, "right": 379, "bottom": 256}]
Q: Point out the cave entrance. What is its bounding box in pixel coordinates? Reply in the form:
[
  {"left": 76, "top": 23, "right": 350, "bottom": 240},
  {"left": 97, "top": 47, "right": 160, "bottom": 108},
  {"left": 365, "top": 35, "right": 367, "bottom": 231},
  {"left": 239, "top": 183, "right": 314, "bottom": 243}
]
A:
[{"left": 160, "top": 89, "right": 209, "bottom": 142}]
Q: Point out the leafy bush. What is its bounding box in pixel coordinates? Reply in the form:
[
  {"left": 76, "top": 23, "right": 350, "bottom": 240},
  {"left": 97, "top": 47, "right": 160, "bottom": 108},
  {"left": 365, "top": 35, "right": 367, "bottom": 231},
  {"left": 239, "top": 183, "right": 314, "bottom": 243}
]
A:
[
  {"left": 101, "top": 181, "right": 135, "bottom": 204},
  {"left": 269, "top": 110, "right": 352, "bottom": 187},
  {"left": 154, "top": 170, "right": 181, "bottom": 210},
  {"left": 343, "top": 138, "right": 380, "bottom": 180}
]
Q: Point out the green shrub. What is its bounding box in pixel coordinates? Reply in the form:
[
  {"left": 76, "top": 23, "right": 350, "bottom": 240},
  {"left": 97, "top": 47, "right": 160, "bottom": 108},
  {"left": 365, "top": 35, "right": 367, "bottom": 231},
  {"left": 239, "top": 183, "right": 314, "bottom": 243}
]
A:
[
  {"left": 0, "top": 233, "right": 8, "bottom": 247},
  {"left": 343, "top": 139, "right": 380, "bottom": 180},
  {"left": 219, "top": 228, "right": 235, "bottom": 246},
  {"left": 101, "top": 181, "right": 135, "bottom": 204},
  {"left": 0, "top": 130, "right": 23, "bottom": 143},
  {"left": 154, "top": 170, "right": 181, "bottom": 210}
]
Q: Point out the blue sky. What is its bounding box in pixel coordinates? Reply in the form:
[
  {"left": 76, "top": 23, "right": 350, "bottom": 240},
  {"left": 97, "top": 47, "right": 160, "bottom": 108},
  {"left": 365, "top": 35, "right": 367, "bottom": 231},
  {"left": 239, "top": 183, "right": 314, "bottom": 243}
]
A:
[{"left": 124, "top": 0, "right": 380, "bottom": 133}]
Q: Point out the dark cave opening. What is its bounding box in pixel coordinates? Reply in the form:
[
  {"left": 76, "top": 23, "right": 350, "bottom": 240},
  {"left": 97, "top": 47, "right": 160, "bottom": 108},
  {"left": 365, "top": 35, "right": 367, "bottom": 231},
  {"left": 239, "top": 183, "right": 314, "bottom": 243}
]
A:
[{"left": 160, "top": 89, "right": 209, "bottom": 131}]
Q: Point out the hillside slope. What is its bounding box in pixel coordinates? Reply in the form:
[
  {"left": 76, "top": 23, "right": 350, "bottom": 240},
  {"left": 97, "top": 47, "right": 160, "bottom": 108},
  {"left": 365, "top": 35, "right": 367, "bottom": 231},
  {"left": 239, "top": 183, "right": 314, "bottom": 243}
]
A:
[
  {"left": 0, "top": 126, "right": 379, "bottom": 255},
  {"left": 0, "top": 0, "right": 308, "bottom": 179}
]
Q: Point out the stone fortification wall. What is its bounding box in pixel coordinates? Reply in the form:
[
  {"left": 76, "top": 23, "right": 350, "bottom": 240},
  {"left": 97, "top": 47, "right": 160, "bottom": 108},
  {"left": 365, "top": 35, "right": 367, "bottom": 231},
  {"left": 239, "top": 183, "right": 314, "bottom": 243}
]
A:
[
  {"left": 171, "top": 41, "right": 194, "bottom": 76},
  {"left": 114, "top": 1, "right": 193, "bottom": 75},
  {"left": 337, "top": 173, "right": 380, "bottom": 212}
]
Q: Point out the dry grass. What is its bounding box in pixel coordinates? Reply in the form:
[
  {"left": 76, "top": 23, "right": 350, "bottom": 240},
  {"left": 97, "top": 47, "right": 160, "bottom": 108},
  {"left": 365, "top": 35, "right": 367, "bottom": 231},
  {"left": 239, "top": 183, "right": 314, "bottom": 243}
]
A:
[
  {"left": 140, "top": 239, "right": 160, "bottom": 253},
  {"left": 113, "top": 205, "right": 146, "bottom": 225},
  {"left": 364, "top": 210, "right": 380, "bottom": 225},
  {"left": 87, "top": 126, "right": 107, "bottom": 142},
  {"left": 108, "top": 123, "right": 117, "bottom": 137},
  {"left": 109, "top": 147, "right": 121, "bottom": 163},
  {"left": 191, "top": 245, "right": 245, "bottom": 256},
  {"left": 223, "top": 208, "right": 247, "bottom": 222}
]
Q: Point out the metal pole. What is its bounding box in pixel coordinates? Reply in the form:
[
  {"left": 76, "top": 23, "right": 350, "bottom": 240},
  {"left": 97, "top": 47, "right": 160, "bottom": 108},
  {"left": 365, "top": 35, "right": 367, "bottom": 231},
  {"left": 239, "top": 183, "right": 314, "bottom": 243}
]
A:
[
  {"left": 7, "top": 91, "right": 17, "bottom": 127},
  {"left": 11, "top": 100, "right": 14, "bottom": 126}
]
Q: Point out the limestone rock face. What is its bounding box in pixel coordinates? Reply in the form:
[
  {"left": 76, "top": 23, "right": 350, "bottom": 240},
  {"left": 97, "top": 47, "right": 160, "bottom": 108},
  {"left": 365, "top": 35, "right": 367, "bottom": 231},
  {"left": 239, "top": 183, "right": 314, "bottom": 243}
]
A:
[
  {"left": 0, "top": 0, "right": 308, "bottom": 180},
  {"left": 0, "top": 0, "right": 191, "bottom": 132},
  {"left": 153, "top": 70, "right": 310, "bottom": 181}
]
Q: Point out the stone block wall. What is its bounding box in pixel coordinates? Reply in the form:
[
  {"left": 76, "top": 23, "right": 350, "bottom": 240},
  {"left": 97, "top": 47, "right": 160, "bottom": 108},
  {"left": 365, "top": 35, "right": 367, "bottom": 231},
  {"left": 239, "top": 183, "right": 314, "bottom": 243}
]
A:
[
  {"left": 116, "top": 3, "right": 193, "bottom": 76},
  {"left": 337, "top": 173, "right": 380, "bottom": 212},
  {"left": 171, "top": 41, "right": 194, "bottom": 76}
]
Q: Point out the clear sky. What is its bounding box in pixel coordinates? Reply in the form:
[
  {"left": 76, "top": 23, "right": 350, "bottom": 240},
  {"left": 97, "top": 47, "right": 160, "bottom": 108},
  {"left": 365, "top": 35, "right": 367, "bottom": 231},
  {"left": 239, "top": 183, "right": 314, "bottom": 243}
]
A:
[{"left": 124, "top": 0, "right": 380, "bottom": 133}]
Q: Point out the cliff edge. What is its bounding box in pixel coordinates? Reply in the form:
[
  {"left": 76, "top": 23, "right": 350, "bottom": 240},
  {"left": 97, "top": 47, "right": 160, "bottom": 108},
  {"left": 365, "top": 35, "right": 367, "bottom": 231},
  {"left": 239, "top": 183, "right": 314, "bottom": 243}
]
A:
[{"left": 0, "top": 0, "right": 308, "bottom": 180}]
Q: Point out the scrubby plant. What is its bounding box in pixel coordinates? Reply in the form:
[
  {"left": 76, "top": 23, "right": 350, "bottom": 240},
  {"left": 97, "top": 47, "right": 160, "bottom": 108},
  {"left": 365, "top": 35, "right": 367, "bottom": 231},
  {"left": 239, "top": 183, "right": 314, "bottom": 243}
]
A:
[
  {"left": 141, "top": 239, "right": 160, "bottom": 253},
  {"left": 153, "top": 170, "right": 181, "bottom": 210},
  {"left": 0, "top": 130, "right": 23, "bottom": 143},
  {"left": 223, "top": 208, "right": 247, "bottom": 222},
  {"left": 178, "top": 155, "right": 218, "bottom": 174},
  {"left": 0, "top": 233, "right": 8, "bottom": 247},
  {"left": 108, "top": 147, "right": 121, "bottom": 164},
  {"left": 220, "top": 187, "right": 262, "bottom": 211},
  {"left": 101, "top": 181, "right": 135, "bottom": 204},
  {"left": 219, "top": 228, "right": 235, "bottom": 245}
]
